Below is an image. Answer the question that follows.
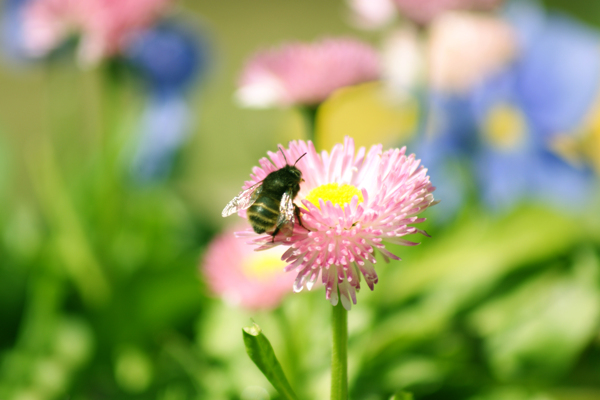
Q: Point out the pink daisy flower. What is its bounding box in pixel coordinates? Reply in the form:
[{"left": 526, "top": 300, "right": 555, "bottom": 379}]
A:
[
  {"left": 22, "top": 0, "right": 171, "bottom": 64},
  {"left": 236, "top": 38, "right": 380, "bottom": 108},
  {"left": 235, "top": 137, "right": 436, "bottom": 310},
  {"left": 202, "top": 224, "right": 296, "bottom": 311},
  {"left": 21, "top": 0, "right": 81, "bottom": 58}
]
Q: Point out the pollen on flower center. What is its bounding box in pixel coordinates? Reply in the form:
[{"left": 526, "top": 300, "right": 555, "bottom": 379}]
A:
[{"left": 304, "top": 183, "right": 364, "bottom": 210}]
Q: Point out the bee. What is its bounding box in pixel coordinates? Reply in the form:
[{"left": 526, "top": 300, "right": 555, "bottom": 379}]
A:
[{"left": 222, "top": 148, "right": 307, "bottom": 240}]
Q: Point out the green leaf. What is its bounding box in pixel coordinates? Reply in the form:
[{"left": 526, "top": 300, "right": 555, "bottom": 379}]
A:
[{"left": 242, "top": 322, "right": 299, "bottom": 400}]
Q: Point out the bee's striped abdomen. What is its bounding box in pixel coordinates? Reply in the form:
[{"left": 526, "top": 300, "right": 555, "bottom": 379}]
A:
[{"left": 247, "top": 195, "right": 280, "bottom": 234}]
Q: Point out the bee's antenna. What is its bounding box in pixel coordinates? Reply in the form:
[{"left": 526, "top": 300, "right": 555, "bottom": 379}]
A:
[
  {"left": 278, "top": 146, "right": 290, "bottom": 165},
  {"left": 294, "top": 152, "right": 307, "bottom": 166}
]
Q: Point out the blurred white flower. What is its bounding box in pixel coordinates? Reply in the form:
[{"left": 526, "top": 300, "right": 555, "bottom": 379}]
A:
[
  {"left": 381, "top": 11, "right": 517, "bottom": 94},
  {"left": 427, "top": 11, "right": 517, "bottom": 92},
  {"left": 381, "top": 25, "right": 424, "bottom": 99},
  {"left": 392, "top": 0, "right": 502, "bottom": 25},
  {"left": 347, "top": 0, "right": 397, "bottom": 30},
  {"left": 348, "top": 0, "right": 503, "bottom": 27}
]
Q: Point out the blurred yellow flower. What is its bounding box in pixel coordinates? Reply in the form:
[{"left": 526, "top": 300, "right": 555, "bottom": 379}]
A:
[{"left": 316, "top": 82, "right": 419, "bottom": 151}]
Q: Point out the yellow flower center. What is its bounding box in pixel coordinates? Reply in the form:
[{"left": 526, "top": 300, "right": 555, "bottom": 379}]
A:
[
  {"left": 305, "top": 183, "right": 364, "bottom": 210},
  {"left": 242, "top": 251, "right": 285, "bottom": 281},
  {"left": 483, "top": 104, "right": 526, "bottom": 150}
]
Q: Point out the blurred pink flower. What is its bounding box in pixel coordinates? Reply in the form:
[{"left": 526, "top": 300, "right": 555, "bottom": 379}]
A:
[
  {"left": 237, "top": 137, "right": 436, "bottom": 310},
  {"left": 392, "top": 0, "right": 502, "bottom": 25},
  {"left": 427, "top": 11, "right": 517, "bottom": 92},
  {"left": 202, "top": 224, "right": 296, "bottom": 310},
  {"left": 22, "top": 0, "right": 171, "bottom": 64},
  {"left": 21, "top": 0, "right": 80, "bottom": 58},
  {"left": 236, "top": 38, "right": 380, "bottom": 108}
]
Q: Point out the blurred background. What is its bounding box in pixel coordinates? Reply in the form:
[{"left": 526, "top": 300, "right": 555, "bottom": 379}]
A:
[{"left": 1, "top": 0, "right": 600, "bottom": 399}]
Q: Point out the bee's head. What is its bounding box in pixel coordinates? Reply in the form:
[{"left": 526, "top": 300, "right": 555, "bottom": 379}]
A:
[{"left": 289, "top": 165, "right": 302, "bottom": 179}]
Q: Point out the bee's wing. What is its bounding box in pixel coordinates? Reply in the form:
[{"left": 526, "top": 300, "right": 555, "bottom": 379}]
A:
[
  {"left": 222, "top": 182, "right": 262, "bottom": 217},
  {"left": 275, "top": 190, "right": 296, "bottom": 237}
]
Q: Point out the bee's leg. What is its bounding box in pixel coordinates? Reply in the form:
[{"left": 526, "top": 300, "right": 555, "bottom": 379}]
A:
[
  {"left": 294, "top": 205, "right": 308, "bottom": 230},
  {"left": 271, "top": 225, "right": 281, "bottom": 243}
]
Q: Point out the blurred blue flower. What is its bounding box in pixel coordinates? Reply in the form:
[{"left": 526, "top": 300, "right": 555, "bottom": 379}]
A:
[
  {"left": 409, "top": 94, "right": 479, "bottom": 220},
  {"left": 471, "top": 3, "right": 599, "bottom": 210},
  {"left": 125, "top": 20, "right": 210, "bottom": 96},
  {"left": 472, "top": 75, "right": 596, "bottom": 210},
  {"left": 473, "top": 139, "right": 595, "bottom": 210},
  {"left": 130, "top": 95, "right": 191, "bottom": 182},
  {"left": 411, "top": 2, "right": 599, "bottom": 216},
  {"left": 502, "top": 0, "right": 545, "bottom": 51},
  {"left": 511, "top": 13, "right": 600, "bottom": 138},
  {"left": 125, "top": 19, "right": 211, "bottom": 182},
  {"left": 1, "top": 0, "right": 31, "bottom": 61}
]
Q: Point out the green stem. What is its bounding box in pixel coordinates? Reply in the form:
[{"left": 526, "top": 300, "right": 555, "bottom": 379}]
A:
[
  {"left": 17, "top": 271, "right": 64, "bottom": 352},
  {"left": 100, "top": 60, "right": 123, "bottom": 164},
  {"left": 29, "top": 63, "right": 111, "bottom": 307},
  {"left": 26, "top": 130, "right": 111, "bottom": 307},
  {"left": 299, "top": 105, "right": 319, "bottom": 144},
  {"left": 95, "top": 60, "right": 126, "bottom": 241},
  {"left": 331, "top": 301, "right": 348, "bottom": 400}
]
